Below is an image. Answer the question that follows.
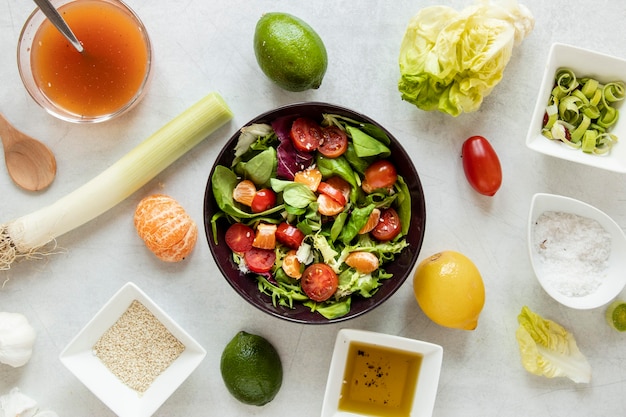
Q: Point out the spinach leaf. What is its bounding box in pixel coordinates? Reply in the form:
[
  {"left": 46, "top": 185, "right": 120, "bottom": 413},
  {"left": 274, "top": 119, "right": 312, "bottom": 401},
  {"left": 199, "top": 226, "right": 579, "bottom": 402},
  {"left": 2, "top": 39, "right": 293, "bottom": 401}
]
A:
[
  {"left": 211, "top": 165, "right": 282, "bottom": 219},
  {"left": 315, "top": 154, "right": 359, "bottom": 202},
  {"left": 343, "top": 142, "right": 371, "bottom": 174},
  {"left": 346, "top": 126, "right": 390, "bottom": 158},
  {"left": 340, "top": 204, "right": 375, "bottom": 244},
  {"left": 233, "top": 147, "right": 276, "bottom": 187},
  {"left": 211, "top": 165, "right": 248, "bottom": 218},
  {"left": 323, "top": 113, "right": 391, "bottom": 146},
  {"left": 395, "top": 175, "right": 412, "bottom": 236},
  {"left": 282, "top": 183, "right": 316, "bottom": 209},
  {"left": 270, "top": 178, "right": 293, "bottom": 192},
  {"left": 304, "top": 297, "right": 351, "bottom": 320},
  {"left": 330, "top": 211, "right": 348, "bottom": 242}
]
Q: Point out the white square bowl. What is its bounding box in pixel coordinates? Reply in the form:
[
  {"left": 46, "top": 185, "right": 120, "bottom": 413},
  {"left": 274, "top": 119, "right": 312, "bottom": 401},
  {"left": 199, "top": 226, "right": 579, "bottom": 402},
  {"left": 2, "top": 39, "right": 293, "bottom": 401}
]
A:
[
  {"left": 59, "top": 282, "right": 206, "bottom": 417},
  {"left": 526, "top": 43, "right": 626, "bottom": 172},
  {"left": 528, "top": 193, "right": 626, "bottom": 309},
  {"left": 321, "top": 329, "right": 443, "bottom": 417}
]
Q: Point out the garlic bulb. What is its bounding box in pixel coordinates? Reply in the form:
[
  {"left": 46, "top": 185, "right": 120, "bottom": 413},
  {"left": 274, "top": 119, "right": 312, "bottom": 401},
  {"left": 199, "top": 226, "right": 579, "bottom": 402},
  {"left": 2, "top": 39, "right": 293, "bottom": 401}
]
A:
[
  {"left": 0, "top": 312, "right": 36, "bottom": 367},
  {"left": 0, "top": 387, "right": 59, "bottom": 417},
  {"left": 0, "top": 387, "right": 38, "bottom": 417}
]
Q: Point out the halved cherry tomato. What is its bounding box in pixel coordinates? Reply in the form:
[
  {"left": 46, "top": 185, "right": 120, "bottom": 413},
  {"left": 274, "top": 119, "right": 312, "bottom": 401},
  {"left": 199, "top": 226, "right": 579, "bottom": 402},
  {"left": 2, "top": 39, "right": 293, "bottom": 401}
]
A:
[
  {"left": 290, "top": 117, "right": 322, "bottom": 152},
  {"left": 250, "top": 188, "right": 276, "bottom": 213},
  {"left": 362, "top": 160, "right": 397, "bottom": 194},
  {"left": 294, "top": 167, "right": 322, "bottom": 192},
  {"left": 317, "top": 181, "right": 347, "bottom": 206},
  {"left": 301, "top": 263, "right": 338, "bottom": 302},
  {"left": 371, "top": 207, "right": 401, "bottom": 241},
  {"left": 461, "top": 135, "right": 502, "bottom": 196},
  {"left": 319, "top": 126, "right": 348, "bottom": 158},
  {"left": 225, "top": 223, "right": 255, "bottom": 253},
  {"left": 317, "top": 193, "right": 345, "bottom": 216},
  {"left": 345, "top": 251, "right": 380, "bottom": 274},
  {"left": 325, "top": 176, "right": 351, "bottom": 202},
  {"left": 282, "top": 250, "right": 302, "bottom": 279},
  {"left": 252, "top": 223, "right": 277, "bottom": 249},
  {"left": 232, "top": 180, "right": 256, "bottom": 206},
  {"left": 276, "top": 222, "right": 305, "bottom": 249},
  {"left": 244, "top": 247, "right": 276, "bottom": 273}
]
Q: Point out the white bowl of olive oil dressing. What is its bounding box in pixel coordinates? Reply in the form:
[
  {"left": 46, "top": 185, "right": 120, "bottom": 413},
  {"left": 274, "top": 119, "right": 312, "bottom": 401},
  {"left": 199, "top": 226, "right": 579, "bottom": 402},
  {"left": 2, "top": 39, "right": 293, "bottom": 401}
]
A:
[
  {"left": 528, "top": 193, "right": 626, "bottom": 309},
  {"left": 321, "top": 329, "right": 443, "bottom": 417}
]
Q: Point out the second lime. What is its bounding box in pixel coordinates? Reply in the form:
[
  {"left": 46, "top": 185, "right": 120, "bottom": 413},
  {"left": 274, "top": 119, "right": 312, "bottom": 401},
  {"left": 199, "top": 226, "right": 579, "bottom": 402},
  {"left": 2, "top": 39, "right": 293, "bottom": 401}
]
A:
[{"left": 220, "top": 331, "right": 283, "bottom": 406}]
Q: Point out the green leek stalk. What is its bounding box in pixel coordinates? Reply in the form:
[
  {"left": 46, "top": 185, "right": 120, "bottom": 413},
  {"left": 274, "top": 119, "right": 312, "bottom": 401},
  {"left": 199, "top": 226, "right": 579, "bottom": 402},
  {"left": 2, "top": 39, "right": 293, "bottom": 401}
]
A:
[{"left": 0, "top": 92, "right": 233, "bottom": 270}]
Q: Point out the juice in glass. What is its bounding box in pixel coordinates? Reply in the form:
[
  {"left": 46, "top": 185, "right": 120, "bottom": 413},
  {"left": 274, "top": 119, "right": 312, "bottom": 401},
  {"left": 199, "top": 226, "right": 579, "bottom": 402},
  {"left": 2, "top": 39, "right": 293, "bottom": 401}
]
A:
[{"left": 30, "top": 0, "right": 151, "bottom": 120}]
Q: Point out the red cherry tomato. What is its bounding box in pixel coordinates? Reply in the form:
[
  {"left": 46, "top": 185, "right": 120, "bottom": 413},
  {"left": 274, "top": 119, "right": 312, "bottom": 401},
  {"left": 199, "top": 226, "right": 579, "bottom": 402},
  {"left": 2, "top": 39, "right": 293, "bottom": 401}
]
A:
[
  {"left": 319, "top": 126, "right": 348, "bottom": 158},
  {"left": 317, "top": 181, "right": 347, "bottom": 206},
  {"left": 371, "top": 207, "right": 401, "bottom": 241},
  {"left": 224, "top": 223, "right": 255, "bottom": 253},
  {"left": 250, "top": 188, "right": 276, "bottom": 213},
  {"left": 301, "top": 263, "right": 339, "bottom": 302},
  {"left": 461, "top": 135, "right": 502, "bottom": 196},
  {"left": 362, "top": 160, "right": 397, "bottom": 193},
  {"left": 290, "top": 117, "right": 322, "bottom": 152},
  {"left": 325, "top": 176, "right": 351, "bottom": 201},
  {"left": 244, "top": 247, "right": 276, "bottom": 273},
  {"left": 276, "top": 223, "right": 305, "bottom": 249}
]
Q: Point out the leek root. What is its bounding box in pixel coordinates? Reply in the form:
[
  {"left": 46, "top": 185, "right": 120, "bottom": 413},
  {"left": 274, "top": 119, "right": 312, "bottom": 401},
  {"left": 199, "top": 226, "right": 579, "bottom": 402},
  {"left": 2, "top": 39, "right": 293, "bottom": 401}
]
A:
[{"left": 0, "top": 92, "right": 233, "bottom": 270}]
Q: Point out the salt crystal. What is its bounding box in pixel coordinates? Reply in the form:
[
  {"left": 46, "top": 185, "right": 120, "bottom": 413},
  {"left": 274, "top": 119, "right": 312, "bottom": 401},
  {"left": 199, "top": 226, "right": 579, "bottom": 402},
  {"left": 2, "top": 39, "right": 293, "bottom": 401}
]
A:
[{"left": 533, "top": 211, "right": 611, "bottom": 297}]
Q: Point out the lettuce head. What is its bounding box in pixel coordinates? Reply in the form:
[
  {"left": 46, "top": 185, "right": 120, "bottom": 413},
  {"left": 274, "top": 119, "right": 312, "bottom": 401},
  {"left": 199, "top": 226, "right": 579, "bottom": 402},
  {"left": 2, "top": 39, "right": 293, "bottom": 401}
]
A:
[
  {"left": 515, "top": 306, "right": 592, "bottom": 384},
  {"left": 398, "top": 0, "right": 534, "bottom": 116}
]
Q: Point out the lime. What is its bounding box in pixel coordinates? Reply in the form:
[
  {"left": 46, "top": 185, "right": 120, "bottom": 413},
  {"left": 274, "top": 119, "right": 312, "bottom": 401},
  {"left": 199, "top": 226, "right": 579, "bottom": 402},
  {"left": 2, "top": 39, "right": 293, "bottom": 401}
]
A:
[
  {"left": 253, "top": 12, "right": 328, "bottom": 92},
  {"left": 606, "top": 300, "right": 626, "bottom": 332},
  {"left": 220, "top": 331, "right": 283, "bottom": 406}
]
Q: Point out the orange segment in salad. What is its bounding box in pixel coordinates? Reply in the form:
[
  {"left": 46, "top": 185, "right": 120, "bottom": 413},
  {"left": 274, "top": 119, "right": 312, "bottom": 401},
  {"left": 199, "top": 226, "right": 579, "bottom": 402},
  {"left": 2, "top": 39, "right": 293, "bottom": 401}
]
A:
[
  {"left": 345, "top": 251, "right": 380, "bottom": 274},
  {"left": 317, "top": 193, "right": 345, "bottom": 216},
  {"left": 282, "top": 250, "right": 303, "bottom": 279},
  {"left": 233, "top": 180, "right": 257, "bottom": 206},
  {"left": 294, "top": 167, "right": 322, "bottom": 191},
  {"left": 359, "top": 208, "right": 381, "bottom": 234}
]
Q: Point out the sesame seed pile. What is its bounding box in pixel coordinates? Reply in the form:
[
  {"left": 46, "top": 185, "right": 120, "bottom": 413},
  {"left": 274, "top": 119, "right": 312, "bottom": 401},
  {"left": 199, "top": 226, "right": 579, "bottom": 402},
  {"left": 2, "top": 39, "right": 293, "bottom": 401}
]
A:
[{"left": 93, "top": 300, "right": 186, "bottom": 393}]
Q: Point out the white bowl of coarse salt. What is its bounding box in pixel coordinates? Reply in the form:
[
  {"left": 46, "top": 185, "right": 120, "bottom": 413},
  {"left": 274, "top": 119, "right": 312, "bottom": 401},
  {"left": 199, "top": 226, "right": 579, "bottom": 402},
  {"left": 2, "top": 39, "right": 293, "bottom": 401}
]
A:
[{"left": 528, "top": 193, "right": 626, "bottom": 309}]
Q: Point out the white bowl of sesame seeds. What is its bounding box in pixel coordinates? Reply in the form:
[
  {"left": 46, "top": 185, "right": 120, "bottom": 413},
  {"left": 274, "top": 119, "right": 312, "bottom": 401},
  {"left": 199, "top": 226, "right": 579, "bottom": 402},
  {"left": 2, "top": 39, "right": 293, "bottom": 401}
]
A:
[
  {"left": 528, "top": 193, "right": 626, "bottom": 309},
  {"left": 59, "top": 282, "right": 206, "bottom": 417}
]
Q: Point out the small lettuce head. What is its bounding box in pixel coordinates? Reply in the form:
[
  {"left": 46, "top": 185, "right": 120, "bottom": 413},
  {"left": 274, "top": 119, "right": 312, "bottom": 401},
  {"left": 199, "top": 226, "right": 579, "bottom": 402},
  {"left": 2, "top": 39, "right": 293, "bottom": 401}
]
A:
[
  {"left": 398, "top": 0, "right": 534, "bottom": 116},
  {"left": 515, "top": 306, "right": 592, "bottom": 384}
]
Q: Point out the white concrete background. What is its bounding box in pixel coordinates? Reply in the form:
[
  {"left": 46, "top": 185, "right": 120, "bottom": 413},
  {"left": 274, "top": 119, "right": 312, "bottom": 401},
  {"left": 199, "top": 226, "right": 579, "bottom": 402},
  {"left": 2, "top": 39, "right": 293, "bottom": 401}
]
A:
[{"left": 1, "top": 0, "right": 626, "bottom": 415}]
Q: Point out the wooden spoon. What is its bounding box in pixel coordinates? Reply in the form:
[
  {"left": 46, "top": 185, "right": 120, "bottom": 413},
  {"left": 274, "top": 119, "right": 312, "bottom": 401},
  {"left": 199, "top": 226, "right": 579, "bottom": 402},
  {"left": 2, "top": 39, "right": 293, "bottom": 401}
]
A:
[{"left": 0, "top": 113, "right": 57, "bottom": 191}]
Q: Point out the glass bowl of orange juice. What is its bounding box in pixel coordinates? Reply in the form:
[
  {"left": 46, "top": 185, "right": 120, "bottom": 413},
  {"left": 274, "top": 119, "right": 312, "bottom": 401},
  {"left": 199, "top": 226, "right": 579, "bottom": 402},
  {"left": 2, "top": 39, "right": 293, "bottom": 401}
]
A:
[{"left": 17, "top": 0, "right": 152, "bottom": 123}]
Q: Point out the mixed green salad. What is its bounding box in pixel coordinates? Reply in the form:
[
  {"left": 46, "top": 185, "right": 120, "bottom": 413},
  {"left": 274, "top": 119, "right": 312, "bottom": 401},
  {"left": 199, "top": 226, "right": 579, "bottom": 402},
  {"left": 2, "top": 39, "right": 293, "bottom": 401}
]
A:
[{"left": 210, "top": 112, "right": 412, "bottom": 319}]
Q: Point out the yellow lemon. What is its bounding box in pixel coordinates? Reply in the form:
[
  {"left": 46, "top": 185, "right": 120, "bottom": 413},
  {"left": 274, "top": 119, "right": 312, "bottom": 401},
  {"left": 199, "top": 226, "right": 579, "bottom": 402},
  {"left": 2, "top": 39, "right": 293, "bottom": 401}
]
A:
[{"left": 413, "top": 251, "right": 485, "bottom": 330}]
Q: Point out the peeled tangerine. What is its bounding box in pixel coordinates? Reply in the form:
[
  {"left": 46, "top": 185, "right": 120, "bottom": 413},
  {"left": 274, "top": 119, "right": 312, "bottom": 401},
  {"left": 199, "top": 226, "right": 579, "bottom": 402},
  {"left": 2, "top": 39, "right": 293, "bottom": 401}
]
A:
[
  {"left": 413, "top": 251, "right": 485, "bottom": 330},
  {"left": 134, "top": 194, "right": 197, "bottom": 262}
]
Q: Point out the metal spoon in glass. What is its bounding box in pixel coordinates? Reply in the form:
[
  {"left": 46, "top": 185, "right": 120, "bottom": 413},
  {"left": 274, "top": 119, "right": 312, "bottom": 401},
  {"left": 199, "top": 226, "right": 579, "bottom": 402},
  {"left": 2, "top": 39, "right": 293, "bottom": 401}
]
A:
[{"left": 32, "top": 0, "right": 83, "bottom": 53}]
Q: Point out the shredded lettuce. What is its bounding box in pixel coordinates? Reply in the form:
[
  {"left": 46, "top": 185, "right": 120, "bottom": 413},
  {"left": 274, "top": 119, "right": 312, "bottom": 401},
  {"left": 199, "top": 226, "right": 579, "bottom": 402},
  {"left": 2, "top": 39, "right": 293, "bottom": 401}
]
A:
[
  {"left": 234, "top": 123, "right": 274, "bottom": 159},
  {"left": 398, "top": 0, "right": 534, "bottom": 116},
  {"left": 515, "top": 306, "right": 592, "bottom": 384}
]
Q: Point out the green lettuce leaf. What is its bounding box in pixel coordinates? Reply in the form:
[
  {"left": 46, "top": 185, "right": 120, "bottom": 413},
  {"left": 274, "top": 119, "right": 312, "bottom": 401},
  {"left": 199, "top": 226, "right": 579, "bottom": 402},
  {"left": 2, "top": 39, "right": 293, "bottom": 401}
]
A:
[
  {"left": 515, "top": 306, "right": 591, "bottom": 383},
  {"left": 398, "top": 0, "right": 534, "bottom": 116}
]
